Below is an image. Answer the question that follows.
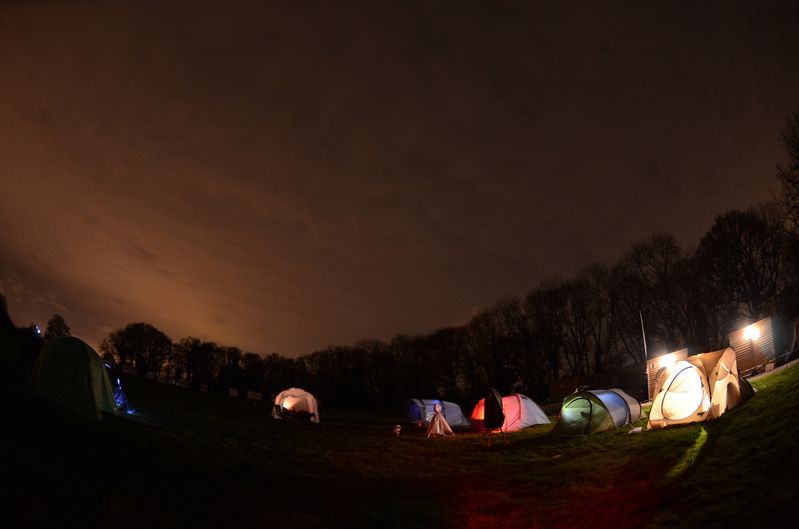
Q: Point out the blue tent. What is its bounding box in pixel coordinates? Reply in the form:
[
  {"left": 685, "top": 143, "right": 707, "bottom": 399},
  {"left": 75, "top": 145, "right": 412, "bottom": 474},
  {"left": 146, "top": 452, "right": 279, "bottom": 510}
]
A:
[{"left": 406, "top": 399, "right": 470, "bottom": 427}]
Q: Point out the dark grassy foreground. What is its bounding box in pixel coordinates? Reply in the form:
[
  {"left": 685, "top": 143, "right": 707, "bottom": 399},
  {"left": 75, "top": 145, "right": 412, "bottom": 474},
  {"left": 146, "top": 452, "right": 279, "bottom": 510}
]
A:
[{"left": 2, "top": 365, "right": 798, "bottom": 529}]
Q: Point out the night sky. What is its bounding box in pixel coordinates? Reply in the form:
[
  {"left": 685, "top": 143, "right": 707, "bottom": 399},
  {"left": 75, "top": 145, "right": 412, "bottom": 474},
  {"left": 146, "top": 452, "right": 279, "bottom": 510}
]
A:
[{"left": 1, "top": 1, "right": 798, "bottom": 356}]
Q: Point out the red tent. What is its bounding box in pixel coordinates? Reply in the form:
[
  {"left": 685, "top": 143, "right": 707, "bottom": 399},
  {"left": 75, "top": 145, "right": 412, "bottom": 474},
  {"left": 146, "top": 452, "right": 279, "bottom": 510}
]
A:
[{"left": 471, "top": 393, "right": 550, "bottom": 432}]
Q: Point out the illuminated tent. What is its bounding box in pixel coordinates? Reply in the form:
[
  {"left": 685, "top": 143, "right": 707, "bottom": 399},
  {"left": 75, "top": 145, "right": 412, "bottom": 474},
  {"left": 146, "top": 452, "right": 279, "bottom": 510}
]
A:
[
  {"left": 550, "top": 388, "right": 641, "bottom": 437},
  {"left": 30, "top": 336, "right": 118, "bottom": 422},
  {"left": 406, "top": 399, "right": 470, "bottom": 428},
  {"left": 470, "top": 393, "right": 550, "bottom": 432},
  {"left": 272, "top": 387, "right": 319, "bottom": 423},
  {"left": 648, "top": 348, "right": 753, "bottom": 429}
]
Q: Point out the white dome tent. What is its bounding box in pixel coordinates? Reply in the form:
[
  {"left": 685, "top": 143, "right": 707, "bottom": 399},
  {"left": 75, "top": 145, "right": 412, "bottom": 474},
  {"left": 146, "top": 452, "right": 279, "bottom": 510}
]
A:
[{"left": 272, "top": 387, "right": 319, "bottom": 423}]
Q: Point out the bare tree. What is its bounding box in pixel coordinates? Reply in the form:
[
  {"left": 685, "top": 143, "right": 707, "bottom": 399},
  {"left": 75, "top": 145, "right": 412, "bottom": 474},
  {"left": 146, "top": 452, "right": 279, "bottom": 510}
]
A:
[
  {"left": 463, "top": 298, "right": 524, "bottom": 395},
  {"left": 697, "top": 206, "right": 787, "bottom": 324},
  {"left": 559, "top": 278, "right": 592, "bottom": 376},
  {"left": 100, "top": 322, "right": 173, "bottom": 376},
  {"left": 43, "top": 314, "right": 71, "bottom": 341},
  {"left": 524, "top": 280, "right": 567, "bottom": 383},
  {"left": 778, "top": 110, "right": 799, "bottom": 233},
  {"left": 618, "top": 233, "right": 685, "bottom": 352},
  {"left": 239, "top": 352, "right": 264, "bottom": 392},
  {"left": 424, "top": 327, "right": 466, "bottom": 400},
  {"left": 609, "top": 262, "right": 649, "bottom": 365},
  {"left": 219, "top": 346, "right": 242, "bottom": 389},
  {"left": 580, "top": 264, "right": 617, "bottom": 373}
]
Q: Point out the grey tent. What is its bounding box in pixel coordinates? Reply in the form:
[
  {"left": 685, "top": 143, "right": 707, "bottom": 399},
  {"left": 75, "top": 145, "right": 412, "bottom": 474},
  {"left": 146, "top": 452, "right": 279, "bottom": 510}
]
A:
[
  {"left": 550, "top": 388, "right": 641, "bottom": 437},
  {"left": 31, "top": 336, "right": 118, "bottom": 422}
]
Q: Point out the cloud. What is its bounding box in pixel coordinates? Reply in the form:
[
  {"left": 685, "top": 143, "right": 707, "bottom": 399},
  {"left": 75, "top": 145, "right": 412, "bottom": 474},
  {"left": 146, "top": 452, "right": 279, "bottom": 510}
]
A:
[
  {"left": 0, "top": 0, "right": 797, "bottom": 355},
  {"left": 0, "top": 265, "right": 68, "bottom": 322}
]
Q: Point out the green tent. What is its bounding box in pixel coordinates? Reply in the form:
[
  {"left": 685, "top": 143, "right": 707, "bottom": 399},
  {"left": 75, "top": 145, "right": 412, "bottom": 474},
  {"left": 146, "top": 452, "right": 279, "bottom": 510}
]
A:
[
  {"left": 31, "top": 336, "right": 118, "bottom": 422},
  {"left": 550, "top": 388, "right": 641, "bottom": 437}
]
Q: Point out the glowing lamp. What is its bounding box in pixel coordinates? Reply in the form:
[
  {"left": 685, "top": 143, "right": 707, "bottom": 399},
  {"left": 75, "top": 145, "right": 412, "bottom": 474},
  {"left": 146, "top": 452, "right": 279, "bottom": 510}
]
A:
[
  {"left": 743, "top": 324, "right": 760, "bottom": 341},
  {"left": 658, "top": 353, "right": 677, "bottom": 369}
]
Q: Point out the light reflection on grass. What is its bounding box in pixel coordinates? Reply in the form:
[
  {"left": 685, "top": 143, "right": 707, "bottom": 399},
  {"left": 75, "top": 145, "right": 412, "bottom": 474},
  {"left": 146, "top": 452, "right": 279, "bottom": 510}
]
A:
[{"left": 667, "top": 426, "right": 707, "bottom": 479}]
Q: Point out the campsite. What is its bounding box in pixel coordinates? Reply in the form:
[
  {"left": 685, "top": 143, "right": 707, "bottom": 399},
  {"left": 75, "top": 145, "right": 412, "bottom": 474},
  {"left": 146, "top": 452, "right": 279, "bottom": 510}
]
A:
[
  {"left": 2, "top": 357, "right": 797, "bottom": 529},
  {"left": 3, "top": 2, "right": 799, "bottom": 528}
]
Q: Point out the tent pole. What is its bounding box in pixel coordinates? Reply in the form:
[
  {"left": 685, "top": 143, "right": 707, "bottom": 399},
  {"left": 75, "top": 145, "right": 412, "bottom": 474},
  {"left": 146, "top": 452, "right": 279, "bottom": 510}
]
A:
[{"left": 640, "top": 311, "right": 649, "bottom": 400}]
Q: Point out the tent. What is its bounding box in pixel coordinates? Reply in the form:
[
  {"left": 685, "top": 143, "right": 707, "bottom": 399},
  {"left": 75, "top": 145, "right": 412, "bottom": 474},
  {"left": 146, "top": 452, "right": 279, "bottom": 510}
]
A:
[
  {"left": 30, "top": 336, "right": 118, "bottom": 422},
  {"left": 406, "top": 399, "right": 470, "bottom": 428},
  {"left": 648, "top": 348, "right": 753, "bottom": 429},
  {"left": 272, "top": 387, "right": 319, "bottom": 423},
  {"left": 550, "top": 388, "right": 641, "bottom": 437},
  {"left": 426, "top": 403, "right": 455, "bottom": 437},
  {"left": 470, "top": 393, "right": 550, "bottom": 432}
]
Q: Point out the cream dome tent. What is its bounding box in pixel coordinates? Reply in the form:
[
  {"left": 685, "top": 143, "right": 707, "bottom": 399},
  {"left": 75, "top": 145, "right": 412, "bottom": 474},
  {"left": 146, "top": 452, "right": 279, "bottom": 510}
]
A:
[
  {"left": 648, "top": 348, "right": 753, "bottom": 429},
  {"left": 30, "top": 336, "right": 118, "bottom": 422},
  {"left": 406, "top": 399, "right": 470, "bottom": 428},
  {"left": 272, "top": 387, "right": 319, "bottom": 423},
  {"left": 708, "top": 347, "right": 754, "bottom": 417},
  {"left": 550, "top": 388, "right": 641, "bottom": 437},
  {"left": 470, "top": 393, "right": 550, "bottom": 432}
]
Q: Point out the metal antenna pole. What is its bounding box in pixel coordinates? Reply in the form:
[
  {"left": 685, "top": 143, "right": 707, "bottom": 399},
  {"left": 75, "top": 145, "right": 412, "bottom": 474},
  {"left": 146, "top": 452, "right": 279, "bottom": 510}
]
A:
[{"left": 640, "top": 311, "right": 649, "bottom": 400}]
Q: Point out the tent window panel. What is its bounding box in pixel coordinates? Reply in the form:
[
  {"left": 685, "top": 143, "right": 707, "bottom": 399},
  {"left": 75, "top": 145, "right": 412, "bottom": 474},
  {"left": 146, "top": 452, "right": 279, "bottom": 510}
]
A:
[
  {"left": 561, "top": 397, "right": 593, "bottom": 435},
  {"left": 564, "top": 397, "right": 591, "bottom": 411},
  {"left": 661, "top": 367, "right": 704, "bottom": 421}
]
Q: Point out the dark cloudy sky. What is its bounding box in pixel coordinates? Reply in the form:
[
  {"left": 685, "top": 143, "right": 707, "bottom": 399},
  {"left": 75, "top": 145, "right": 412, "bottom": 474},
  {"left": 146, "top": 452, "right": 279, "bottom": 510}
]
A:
[{"left": 1, "top": 1, "right": 798, "bottom": 356}]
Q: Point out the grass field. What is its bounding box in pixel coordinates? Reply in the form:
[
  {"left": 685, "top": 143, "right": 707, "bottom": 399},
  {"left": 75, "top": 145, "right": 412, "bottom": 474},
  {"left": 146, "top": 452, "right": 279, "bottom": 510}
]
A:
[{"left": 2, "top": 364, "right": 798, "bottom": 529}]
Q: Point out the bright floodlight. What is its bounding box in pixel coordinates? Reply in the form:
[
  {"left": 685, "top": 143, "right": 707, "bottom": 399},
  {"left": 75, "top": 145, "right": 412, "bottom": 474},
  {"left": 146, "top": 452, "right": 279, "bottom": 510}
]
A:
[
  {"left": 743, "top": 324, "right": 760, "bottom": 341},
  {"left": 658, "top": 352, "right": 677, "bottom": 368}
]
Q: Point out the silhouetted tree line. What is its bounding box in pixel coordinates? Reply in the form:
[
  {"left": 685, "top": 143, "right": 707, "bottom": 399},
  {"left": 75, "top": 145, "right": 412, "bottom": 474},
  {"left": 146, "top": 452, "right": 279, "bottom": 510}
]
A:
[
  {"left": 3, "top": 112, "right": 799, "bottom": 409},
  {"left": 0, "top": 296, "right": 44, "bottom": 388}
]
